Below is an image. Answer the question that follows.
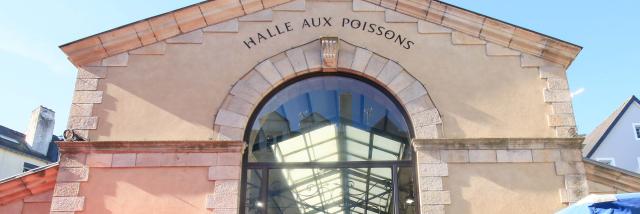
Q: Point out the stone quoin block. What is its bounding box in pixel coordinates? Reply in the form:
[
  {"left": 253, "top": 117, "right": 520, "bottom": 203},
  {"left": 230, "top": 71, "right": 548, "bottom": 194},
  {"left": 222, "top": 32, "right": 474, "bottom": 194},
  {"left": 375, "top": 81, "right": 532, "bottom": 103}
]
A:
[
  {"left": 101, "top": 52, "right": 129, "bottom": 67},
  {"left": 351, "top": 47, "right": 373, "bottom": 72},
  {"left": 420, "top": 176, "right": 444, "bottom": 191},
  {"left": 554, "top": 161, "right": 586, "bottom": 175},
  {"left": 560, "top": 149, "right": 583, "bottom": 161},
  {"left": 53, "top": 183, "right": 81, "bottom": 197},
  {"left": 532, "top": 149, "right": 561, "bottom": 162},
  {"left": 68, "top": 117, "right": 98, "bottom": 130},
  {"left": 69, "top": 104, "right": 93, "bottom": 117},
  {"left": 418, "top": 20, "right": 452, "bottom": 34},
  {"left": 217, "top": 153, "right": 243, "bottom": 166},
  {"left": 211, "top": 180, "right": 240, "bottom": 209},
  {"left": 564, "top": 174, "right": 588, "bottom": 189},
  {"left": 72, "top": 91, "right": 103, "bottom": 104},
  {"left": 417, "top": 149, "right": 441, "bottom": 163},
  {"left": 539, "top": 65, "right": 565, "bottom": 79},
  {"left": 57, "top": 167, "right": 89, "bottom": 182},
  {"left": 166, "top": 30, "right": 204, "bottom": 44},
  {"left": 543, "top": 89, "right": 571, "bottom": 103},
  {"left": 209, "top": 165, "right": 242, "bottom": 180},
  {"left": 468, "top": 150, "right": 497, "bottom": 162},
  {"left": 486, "top": 43, "right": 520, "bottom": 56},
  {"left": 556, "top": 126, "right": 578, "bottom": 138},
  {"left": 419, "top": 163, "right": 448, "bottom": 176},
  {"left": 420, "top": 191, "right": 451, "bottom": 205},
  {"left": 547, "top": 114, "right": 576, "bottom": 127},
  {"left": 60, "top": 153, "right": 87, "bottom": 168},
  {"left": 547, "top": 78, "right": 569, "bottom": 90},
  {"left": 552, "top": 102, "right": 574, "bottom": 114},
  {"left": 255, "top": 60, "right": 283, "bottom": 85},
  {"left": 111, "top": 153, "right": 137, "bottom": 167},
  {"left": 422, "top": 205, "right": 445, "bottom": 214},
  {"left": 77, "top": 66, "right": 107, "bottom": 79},
  {"left": 496, "top": 150, "right": 533, "bottom": 162},
  {"left": 75, "top": 79, "right": 99, "bottom": 91},
  {"left": 129, "top": 42, "right": 166, "bottom": 55},
  {"left": 86, "top": 153, "right": 113, "bottom": 167},
  {"left": 451, "top": 31, "right": 486, "bottom": 45},
  {"left": 50, "top": 197, "right": 85, "bottom": 212},
  {"left": 441, "top": 150, "right": 469, "bottom": 163}
]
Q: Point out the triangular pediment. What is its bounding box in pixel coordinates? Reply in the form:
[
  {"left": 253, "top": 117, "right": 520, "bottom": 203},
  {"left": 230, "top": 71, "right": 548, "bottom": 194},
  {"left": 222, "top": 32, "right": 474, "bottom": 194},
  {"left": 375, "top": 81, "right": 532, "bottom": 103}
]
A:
[{"left": 60, "top": 0, "right": 581, "bottom": 68}]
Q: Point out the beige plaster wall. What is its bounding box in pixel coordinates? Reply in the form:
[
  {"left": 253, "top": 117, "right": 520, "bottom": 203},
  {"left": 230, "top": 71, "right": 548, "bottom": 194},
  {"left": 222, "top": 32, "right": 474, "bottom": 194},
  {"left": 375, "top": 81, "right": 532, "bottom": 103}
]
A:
[
  {"left": 88, "top": 1, "right": 557, "bottom": 141},
  {"left": 445, "top": 163, "right": 565, "bottom": 214},
  {"left": 77, "top": 167, "right": 214, "bottom": 214}
]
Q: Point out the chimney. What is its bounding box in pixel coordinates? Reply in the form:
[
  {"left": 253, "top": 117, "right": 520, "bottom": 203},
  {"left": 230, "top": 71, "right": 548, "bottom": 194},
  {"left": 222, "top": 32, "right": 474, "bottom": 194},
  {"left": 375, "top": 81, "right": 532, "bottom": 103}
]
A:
[{"left": 24, "top": 106, "right": 55, "bottom": 156}]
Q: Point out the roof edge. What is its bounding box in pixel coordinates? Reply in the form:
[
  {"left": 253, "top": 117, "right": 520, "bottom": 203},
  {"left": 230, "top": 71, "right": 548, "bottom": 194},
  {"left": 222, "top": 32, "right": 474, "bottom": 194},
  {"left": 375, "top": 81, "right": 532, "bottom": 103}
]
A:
[
  {"left": 59, "top": 0, "right": 582, "bottom": 68},
  {"left": 585, "top": 95, "right": 640, "bottom": 157},
  {"left": 0, "top": 164, "right": 58, "bottom": 205}
]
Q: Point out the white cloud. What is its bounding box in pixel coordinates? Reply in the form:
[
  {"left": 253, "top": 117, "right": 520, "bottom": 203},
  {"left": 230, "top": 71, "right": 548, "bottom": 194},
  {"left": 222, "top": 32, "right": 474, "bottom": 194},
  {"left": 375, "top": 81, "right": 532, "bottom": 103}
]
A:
[{"left": 571, "top": 87, "right": 586, "bottom": 98}]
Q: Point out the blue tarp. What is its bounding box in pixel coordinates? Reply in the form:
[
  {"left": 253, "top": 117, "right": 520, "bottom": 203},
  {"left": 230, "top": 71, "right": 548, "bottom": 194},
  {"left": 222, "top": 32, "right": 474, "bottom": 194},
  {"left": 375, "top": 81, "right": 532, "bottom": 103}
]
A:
[{"left": 557, "top": 193, "right": 640, "bottom": 214}]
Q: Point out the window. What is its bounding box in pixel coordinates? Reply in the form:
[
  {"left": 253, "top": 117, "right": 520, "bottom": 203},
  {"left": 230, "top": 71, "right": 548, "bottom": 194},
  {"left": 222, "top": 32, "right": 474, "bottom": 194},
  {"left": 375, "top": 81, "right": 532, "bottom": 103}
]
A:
[
  {"left": 595, "top": 158, "right": 616, "bottom": 166},
  {"left": 633, "top": 123, "right": 640, "bottom": 140},
  {"left": 23, "top": 162, "right": 38, "bottom": 172},
  {"left": 242, "top": 75, "right": 416, "bottom": 214}
]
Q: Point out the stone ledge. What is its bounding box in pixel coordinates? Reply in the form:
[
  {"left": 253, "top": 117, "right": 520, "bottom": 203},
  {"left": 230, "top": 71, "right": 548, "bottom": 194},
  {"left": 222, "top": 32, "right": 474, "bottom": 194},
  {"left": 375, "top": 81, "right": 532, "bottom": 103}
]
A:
[
  {"left": 413, "top": 138, "right": 583, "bottom": 150},
  {"left": 56, "top": 141, "right": 244, "bottom": 154},
  {"left": 584, "top": 158, "right": 640, "bottom": 192}
]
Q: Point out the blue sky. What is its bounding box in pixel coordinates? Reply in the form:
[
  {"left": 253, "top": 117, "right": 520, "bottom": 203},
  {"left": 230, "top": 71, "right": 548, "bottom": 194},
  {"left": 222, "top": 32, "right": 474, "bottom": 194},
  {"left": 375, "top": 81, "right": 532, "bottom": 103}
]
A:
[{"left": 0, "top": 1, "right": 638, "bottom": 136}]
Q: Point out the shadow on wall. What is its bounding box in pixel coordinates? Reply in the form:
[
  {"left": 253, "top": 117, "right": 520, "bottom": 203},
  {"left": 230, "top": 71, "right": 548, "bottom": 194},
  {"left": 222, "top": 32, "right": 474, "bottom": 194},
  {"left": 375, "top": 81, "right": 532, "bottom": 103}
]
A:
[
  {"left": 77, "top": 167, "right": 214, "bottom": 214},
  {"left": 444, "top": 163, "right": 565, "bottom": 214}
]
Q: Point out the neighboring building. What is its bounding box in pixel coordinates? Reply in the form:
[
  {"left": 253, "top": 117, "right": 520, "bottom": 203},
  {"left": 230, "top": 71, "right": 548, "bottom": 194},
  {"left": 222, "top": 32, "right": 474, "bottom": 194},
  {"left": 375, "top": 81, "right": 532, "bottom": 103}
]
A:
[
  {"left": 1, "top": 0, "right": 637, "bottom": 213},
  {"left": 583, "top": 95, "right": 640, "bottom": 172},
  {"left": 0, "top": 106, "right": 59, "bottom": 180}
]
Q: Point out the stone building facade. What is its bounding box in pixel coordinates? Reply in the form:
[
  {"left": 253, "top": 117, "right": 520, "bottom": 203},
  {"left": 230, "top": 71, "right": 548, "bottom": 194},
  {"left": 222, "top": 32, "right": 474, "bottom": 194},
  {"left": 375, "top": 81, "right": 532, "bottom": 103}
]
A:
[{"left": 0, "top": 0, "right": 602, "bottom": 213}]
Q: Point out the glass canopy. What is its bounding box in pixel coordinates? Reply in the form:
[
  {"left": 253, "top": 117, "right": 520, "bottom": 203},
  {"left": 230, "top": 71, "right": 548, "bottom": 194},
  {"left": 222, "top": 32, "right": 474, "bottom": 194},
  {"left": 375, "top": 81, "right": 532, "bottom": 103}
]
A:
[{"left": 243, "top": 75, "right": 415, "bottom": 214}]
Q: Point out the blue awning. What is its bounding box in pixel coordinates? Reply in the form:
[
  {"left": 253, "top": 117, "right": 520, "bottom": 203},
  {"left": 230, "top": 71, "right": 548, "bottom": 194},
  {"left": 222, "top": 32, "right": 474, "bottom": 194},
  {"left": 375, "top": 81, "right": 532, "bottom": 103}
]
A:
[{"left": 557, "top": 193, "right": 640, "bottom": 214}]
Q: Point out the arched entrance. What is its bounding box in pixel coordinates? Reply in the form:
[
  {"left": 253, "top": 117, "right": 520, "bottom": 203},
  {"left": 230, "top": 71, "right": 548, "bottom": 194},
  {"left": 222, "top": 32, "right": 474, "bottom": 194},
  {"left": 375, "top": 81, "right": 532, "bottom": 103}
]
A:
[{"left": 242, "top": 74, "right": 417, "bottom": 213}]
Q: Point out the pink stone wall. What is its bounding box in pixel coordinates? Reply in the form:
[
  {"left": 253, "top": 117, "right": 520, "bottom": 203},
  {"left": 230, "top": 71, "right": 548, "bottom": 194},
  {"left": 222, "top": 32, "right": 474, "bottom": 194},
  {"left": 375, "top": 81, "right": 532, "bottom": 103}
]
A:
[
  {"left": 77, "top": 167, "right": 214, "bottom": 214},
  {"left": 0, "top": 191, "right": 52, "bottom": 214}
]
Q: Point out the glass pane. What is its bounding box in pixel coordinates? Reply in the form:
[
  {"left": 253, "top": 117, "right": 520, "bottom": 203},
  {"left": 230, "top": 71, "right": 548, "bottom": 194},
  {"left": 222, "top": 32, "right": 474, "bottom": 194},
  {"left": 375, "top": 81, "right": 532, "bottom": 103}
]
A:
[
  {"left": 397, "top": 167, "right": 417, "bottom": 214},
  {"left": 245, "top": 169, "right": 264, "bottom": 213},
  {"left": 267, "top": 168, "right": 394, "bottom": 214},
  {"left": 247, "top": 76, "right": 412, "bottom": 162}
]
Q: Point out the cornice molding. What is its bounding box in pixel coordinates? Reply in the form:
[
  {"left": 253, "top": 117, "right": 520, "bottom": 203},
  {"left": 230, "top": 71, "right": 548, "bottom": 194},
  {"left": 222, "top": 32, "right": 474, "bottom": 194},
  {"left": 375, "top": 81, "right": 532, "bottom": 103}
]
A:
[{"left": 56, "top": 141, "right": 245, "bottom": 154}]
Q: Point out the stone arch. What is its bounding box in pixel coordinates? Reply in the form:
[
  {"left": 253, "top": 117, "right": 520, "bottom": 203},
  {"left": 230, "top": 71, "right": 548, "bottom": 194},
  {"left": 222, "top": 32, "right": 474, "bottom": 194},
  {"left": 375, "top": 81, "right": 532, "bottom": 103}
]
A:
[{"left": 212, "top": 38, "right": 443, "bottom": 141}]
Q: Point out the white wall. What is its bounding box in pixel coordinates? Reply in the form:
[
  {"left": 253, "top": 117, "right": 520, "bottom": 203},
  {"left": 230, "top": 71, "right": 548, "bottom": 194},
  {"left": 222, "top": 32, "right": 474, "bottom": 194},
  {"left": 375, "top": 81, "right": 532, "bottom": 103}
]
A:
[
  {"left": 0, "top": 149, "right": 48, "bottom": 179},
  {"left": 592, "top": 102, "right": 640, "bottom": 172}
]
